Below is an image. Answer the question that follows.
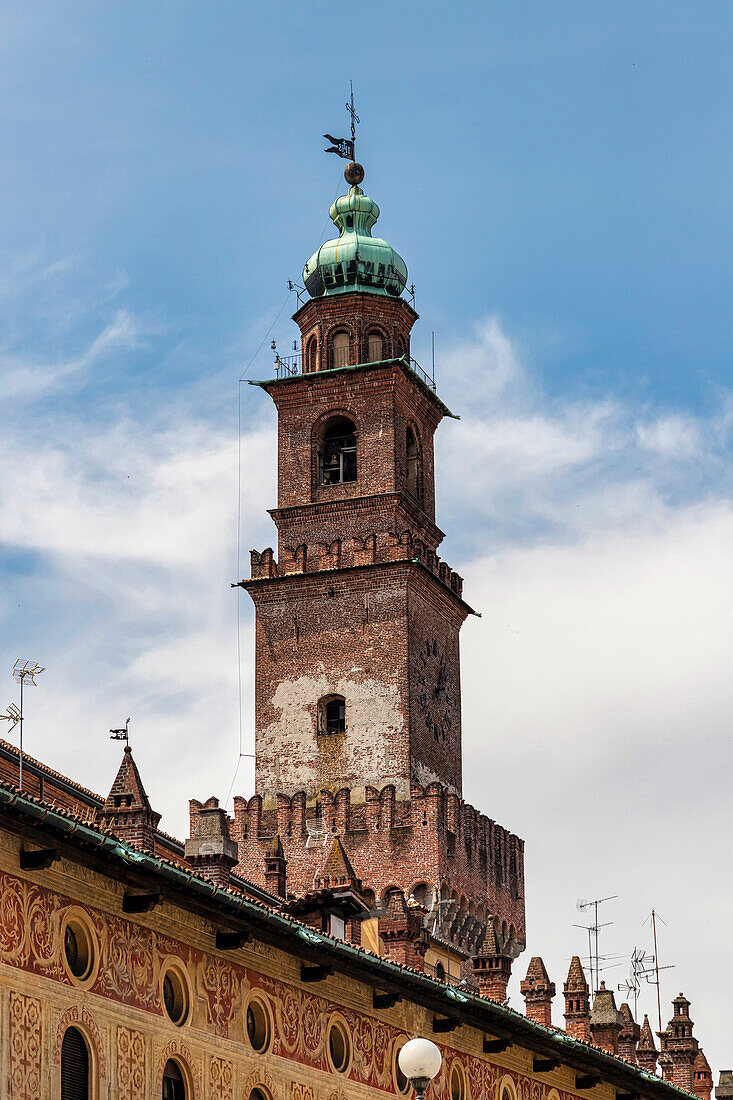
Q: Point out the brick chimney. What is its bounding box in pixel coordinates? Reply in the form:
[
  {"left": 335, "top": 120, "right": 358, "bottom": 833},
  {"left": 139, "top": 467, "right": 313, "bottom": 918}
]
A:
[
  {"left": 618, "top": 1002, "right": 640, "bottom": 1064},
  {"left": 564, "top": 955, "right": 591, "bottom": 1042},
  {"left": 590, "top": 982, "right": 624, "bottom": 1055},
  {"left": 471, "top": 923, "right": 512, "bottom": 1003},
  {"left": 694, "top": 1050, "right": 714, "bottom": 1100},
  {"left": 184, "top": 796, "right": 238, "bottom": 887},
  {"left": 97, "top": 746, "right": 161, "bottom": 855},
  {"left": 520, "top": 957, "right": 555, "bottom": 1027},
  {"left": 380, "top": 889, "right": 427, "bottom": 971},
  {"left": 264, "top": 834, "right": 287, "bottom": 898},
  {"left": 637, "top": 1014, "right": 659, "bottom": 1074},
  {"left": 658, "top": 994, "right": 699, "bottom": 1093}
]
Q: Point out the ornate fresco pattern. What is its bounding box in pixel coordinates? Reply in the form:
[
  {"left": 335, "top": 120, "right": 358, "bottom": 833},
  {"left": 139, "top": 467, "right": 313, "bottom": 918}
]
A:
[
  {"left": 292, "top": 1083, "right": 316, "bottom": 1100},
  {"left": 9, "top": 990, "right": 42, "bottom": 1100},
  {"left": 0, "top": 869, "right": 246, "bottom": 1034},
  {"left": 2, "top": 871, "right": 608, "bottom": 1100},
  {"left": 210, "top": 1055, "right": 233, "bottom": 1100},
  {"left": 117, "top": 1026, "right": 146, "bottom": 1100}
]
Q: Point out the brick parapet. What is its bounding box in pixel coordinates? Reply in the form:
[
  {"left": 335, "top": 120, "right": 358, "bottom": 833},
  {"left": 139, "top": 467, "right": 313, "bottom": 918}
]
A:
[
  {"left": 231, "top": 780, "right": 526, "bottom": 957},
  {"left": 249, "top": 535, "right": 464, "bottom": 600}
]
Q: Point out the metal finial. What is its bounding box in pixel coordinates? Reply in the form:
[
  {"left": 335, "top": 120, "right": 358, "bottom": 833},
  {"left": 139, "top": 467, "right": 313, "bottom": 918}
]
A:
[{"left": 324, "top": 81, "right": 360, "bottom": 165}]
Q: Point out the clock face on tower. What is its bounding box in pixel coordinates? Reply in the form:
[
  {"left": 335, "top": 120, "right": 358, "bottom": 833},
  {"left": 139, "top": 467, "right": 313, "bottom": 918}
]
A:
[{"left": 417, "top": 638, "right": 454, "bottom": 741}]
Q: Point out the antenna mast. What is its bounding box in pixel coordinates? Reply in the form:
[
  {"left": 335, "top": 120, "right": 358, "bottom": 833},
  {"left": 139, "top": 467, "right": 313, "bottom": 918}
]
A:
[
  {"left": 3, "top": 660, "right": 46, "bottom": 791},
  {"left": 644, "top": 909, "right": 674, "bottom": 1038},
  {"left": 574, "top": 894, "right": 617, "bottom": 997}
]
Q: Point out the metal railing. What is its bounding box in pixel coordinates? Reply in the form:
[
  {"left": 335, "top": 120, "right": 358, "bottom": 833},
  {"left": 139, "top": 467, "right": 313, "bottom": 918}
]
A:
[{"left": 273, "top": 351, "right": 436, "bottom": 392}]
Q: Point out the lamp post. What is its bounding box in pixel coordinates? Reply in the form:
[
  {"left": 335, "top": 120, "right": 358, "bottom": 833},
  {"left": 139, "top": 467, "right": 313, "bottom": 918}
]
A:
[{"left": 398, "top": 1037, "right": 443, "bottom": 1100}]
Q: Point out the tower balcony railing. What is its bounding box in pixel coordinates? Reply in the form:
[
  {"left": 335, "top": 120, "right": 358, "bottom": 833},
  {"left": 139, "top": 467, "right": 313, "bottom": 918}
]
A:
[{"left": 273, "top": 351, "right": 436, "bottom": 392}]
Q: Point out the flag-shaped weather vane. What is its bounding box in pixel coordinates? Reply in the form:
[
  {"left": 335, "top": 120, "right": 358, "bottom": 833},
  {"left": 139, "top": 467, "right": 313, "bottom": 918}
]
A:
[{"left": 324, "top": 81, "right": 360, "bottom": 163}]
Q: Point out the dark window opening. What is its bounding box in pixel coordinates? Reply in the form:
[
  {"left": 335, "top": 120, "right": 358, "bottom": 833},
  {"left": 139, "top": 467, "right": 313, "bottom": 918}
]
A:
[
  {"left": 319, "top": 417, "right": 356, "bottom": 485},
  {"left": 406, "top": 426, "right": 420, "bottom": 501},
  {"left": 320, "top": 695, "right": 346, "bottom": 735},
  {"left": 162, "top": 1059, "right": 186, "bottom": 1100},
  {"left": 435, "top": 961, "right": 446, "bottom": 981},
  {"left": 61, "top": 1026, "right": 89, "bottom": 1100}
]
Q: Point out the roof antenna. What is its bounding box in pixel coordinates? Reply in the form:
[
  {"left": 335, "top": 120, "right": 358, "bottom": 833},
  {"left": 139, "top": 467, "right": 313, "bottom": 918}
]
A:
[
  {"left": 324, "top": 80, "right": 360, "bottom": 163},
  {"left": 2, "top": 660, "right": 46, "bottom": 792},
  {"left": 110, "top": 717, "right": 131, "bottom": 748},
  {"left": 574, "top": 894, "right": 617, "bottom": 998}
]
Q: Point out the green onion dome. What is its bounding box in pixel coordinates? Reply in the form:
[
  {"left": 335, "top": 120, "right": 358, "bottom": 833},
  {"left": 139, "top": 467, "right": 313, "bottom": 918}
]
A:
[{"left": 303, "top": 164, "right": 408, "bottom": 299}]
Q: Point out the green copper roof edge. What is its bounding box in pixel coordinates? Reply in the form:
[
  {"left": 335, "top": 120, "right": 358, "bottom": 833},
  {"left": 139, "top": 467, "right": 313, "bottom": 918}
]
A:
[
  {"left": 0, "top": 781, "right": 693, "bottom": 1100},
  {"left": 249, "top": 358, "right": 459, "bottom": 420}
]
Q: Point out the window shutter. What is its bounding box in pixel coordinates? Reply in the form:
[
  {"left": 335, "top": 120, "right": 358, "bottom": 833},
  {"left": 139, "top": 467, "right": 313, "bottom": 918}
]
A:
[{"left": 61, "top": 1027, "right": 89, "bottom": 1100}]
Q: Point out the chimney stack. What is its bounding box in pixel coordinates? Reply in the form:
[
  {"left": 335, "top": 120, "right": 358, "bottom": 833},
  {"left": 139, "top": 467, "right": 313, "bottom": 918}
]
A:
[
  {"left": 471, "top": 924, "right": 512, "bottom": 1003},
  {"left": 520, "top": 957, "right": 555, "bottom": 1027},
  {"left": 618, "top": 1002, "right": 640, "bottom": 1063},
  {"left": 564, "top": 956, "right": 591, "bottom": 1042},
  {"left": 184, "top": 796, "right": 238, "bottom": 888},
  {"left": 637, "top": 1014, "right": 659, "bottom": 1074},
  {"left": 590, "top": 982, "right": 624, "bottom": 1055},
  {"left": 658, "top": 994, "right": 699, "bottom": 1093},
  {"left": 693, "top": 1050, "right": 713, "bottom": 1100}
]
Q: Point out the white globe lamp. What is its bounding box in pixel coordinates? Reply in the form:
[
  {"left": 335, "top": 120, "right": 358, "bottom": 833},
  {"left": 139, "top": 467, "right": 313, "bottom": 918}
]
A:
[{"left": 398, "top": 1037, "right": 443, "bottom": 1100}]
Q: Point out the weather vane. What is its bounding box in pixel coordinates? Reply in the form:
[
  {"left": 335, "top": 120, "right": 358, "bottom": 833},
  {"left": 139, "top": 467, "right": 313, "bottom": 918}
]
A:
[
  {"left": 324, "top": 81, "right": 360, "bottom": 163},
  {"left": 110, "top": 717, "right": 131, "bottom": 747}
]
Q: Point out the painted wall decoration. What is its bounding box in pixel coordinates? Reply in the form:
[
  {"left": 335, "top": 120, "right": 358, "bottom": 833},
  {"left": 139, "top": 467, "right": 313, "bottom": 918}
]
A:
[
  {"left": 117, "top": 1026, "right": 146, "bottom": 1100},
  {"left": 1, "top": 869, "right": 600, "bottom": 1100},
  {"left": 9, "top": 991, "right": 42, "bottom": 1100}
]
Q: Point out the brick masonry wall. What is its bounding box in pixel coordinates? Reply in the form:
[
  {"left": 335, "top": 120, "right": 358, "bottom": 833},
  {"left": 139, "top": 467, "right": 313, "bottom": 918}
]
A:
[{"left": 231, "top": 780, "right": 526, "bottom": 957}]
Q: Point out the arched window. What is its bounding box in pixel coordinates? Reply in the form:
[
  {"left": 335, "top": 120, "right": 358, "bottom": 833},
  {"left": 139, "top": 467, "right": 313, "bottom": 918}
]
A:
[
  {"left": 318, "top": 417, "right": 357, "bottom": 485},
  {"left": 319, "top": 695, "right": 346, "bottom": 735},
  {"left": 406, "top": 426, "right": 420, "bottom": 501},
  {"left": 61, "top": 1026, "right": 90, "bottom": 1100},
  {"left": 305, "top": 336, "right": 318, "bottom": 374},
  {"left": 162, "top": 1059, "right": 186, "bottom": 1100},
  {"left": 435, "top": 961, "right": 446, "bottom": 981},
  {"left": 394, "top": 335, "right": 406, "bottom": 361},
  {"left": 367, "top": 331, "right": 383, "bottom": 362},
  {"left": 332, "top": 331, "right": 350, "bottom": 369}
]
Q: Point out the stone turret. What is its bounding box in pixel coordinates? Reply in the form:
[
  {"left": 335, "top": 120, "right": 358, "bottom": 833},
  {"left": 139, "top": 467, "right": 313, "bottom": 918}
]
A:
[
  {"left": 521, "top": 957, "right": 555, "bottom": 1027},
  {"left": 658, "top": 994, "right": 699, "bottom": 1092},
  {"left": 98, "top": 746, "right": 161, "bottom": 855},
  {"left": 472, "top": 923, "right": 512, "bottom": 1003},
  {"left": 184, "top": 796, "right": 238, "bottom": 887},
  {"left": 590, "top": 982, "right": 624, "bottom": 1055},
  {"left": 637, "top": 1014, "right": 659, "bottom": 1075},
  {"left": 564, "top": 956, "right": 591, "bottom": 1042},
  {"left": 618, "top": 1002, "right": 640, "bottom": 1064},
  {"left": 693, "top": 1050, "right": 713, "bottom": 1100}
]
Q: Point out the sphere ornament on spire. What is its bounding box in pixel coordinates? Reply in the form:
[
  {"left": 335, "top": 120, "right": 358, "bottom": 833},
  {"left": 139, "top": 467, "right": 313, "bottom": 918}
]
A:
[{"left": 302, "top": 168, "right": 408, "bottom": 300}]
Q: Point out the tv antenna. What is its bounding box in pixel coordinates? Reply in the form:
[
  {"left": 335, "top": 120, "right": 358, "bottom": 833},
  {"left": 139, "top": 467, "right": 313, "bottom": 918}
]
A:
[
  {"left": 619, "top": 947, "right": 657, "bottom": 1019},
  {"left": 643, "top": 909, "right": 674, "bottom": 1039},
  {"left": 109, "top": 717, "right": 131, "bottom": 746},
  {"left": 574, "top": 894, "right": 617, "bottom": 997},
  {"left": 4, "top": 660, "right": 46, "bottom": 792}
]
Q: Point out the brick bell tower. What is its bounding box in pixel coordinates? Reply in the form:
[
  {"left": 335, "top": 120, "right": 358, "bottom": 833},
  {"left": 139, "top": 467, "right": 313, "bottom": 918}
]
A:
[{"left": 233, "top": 158, "right": 526, "bottom": 967}]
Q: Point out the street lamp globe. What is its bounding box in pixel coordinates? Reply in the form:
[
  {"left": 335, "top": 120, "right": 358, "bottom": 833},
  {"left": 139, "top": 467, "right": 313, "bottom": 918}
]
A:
[{"left": 398, "top": 1038, "right": 443, "bottom": 1099}]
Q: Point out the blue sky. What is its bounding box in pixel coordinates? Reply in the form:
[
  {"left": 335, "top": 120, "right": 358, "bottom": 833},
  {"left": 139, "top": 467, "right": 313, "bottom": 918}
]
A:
[{"left": 1, "top": 0, "right": 731, "bottom": 1077}]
